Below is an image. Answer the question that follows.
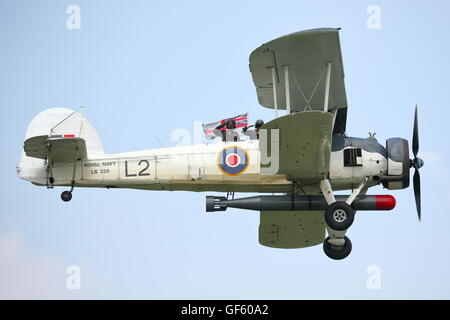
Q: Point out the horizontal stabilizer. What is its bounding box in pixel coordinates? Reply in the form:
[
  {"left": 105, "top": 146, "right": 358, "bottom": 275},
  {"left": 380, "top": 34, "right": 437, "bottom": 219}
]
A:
[{"left": 24, "top": 135, "right": 87, "bottom": 162}]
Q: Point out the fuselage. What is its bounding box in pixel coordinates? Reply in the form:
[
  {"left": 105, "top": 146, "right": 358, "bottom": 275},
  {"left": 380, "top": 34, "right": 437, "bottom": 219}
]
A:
[{"left": 18, "top": 135, "right": 388, "bottom": 194}]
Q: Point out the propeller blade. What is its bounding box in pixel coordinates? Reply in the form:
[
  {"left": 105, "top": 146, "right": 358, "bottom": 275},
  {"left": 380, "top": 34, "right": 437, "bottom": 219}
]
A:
[
  {"left": 413, "top": 168, "right": 421, "bottom": 221},
  {"left": 412, "top": 105, "right": 419, "bottom": 158}
]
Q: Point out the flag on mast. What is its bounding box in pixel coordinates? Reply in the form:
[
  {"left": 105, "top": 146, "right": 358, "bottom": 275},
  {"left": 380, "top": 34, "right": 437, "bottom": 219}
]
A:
[{"left": 202, "top": 113, "right": 249, "bottom": 140}]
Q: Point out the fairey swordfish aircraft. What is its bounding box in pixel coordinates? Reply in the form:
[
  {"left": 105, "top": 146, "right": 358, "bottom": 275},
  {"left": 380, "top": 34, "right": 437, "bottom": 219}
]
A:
[{"left": 17, "top": 28, "right": 424, "bottom": 260}]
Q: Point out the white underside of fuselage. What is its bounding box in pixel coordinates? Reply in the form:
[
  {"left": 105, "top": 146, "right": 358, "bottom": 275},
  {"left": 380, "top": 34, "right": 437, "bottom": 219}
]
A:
[{"left": 17, "top": 139, "right": 388, "bottom": 194}]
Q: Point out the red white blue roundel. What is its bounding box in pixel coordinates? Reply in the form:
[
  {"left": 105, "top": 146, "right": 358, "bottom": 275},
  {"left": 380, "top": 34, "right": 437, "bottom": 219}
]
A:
[{"left": 217, "top": 146, "right": 250, "bottom": 176}]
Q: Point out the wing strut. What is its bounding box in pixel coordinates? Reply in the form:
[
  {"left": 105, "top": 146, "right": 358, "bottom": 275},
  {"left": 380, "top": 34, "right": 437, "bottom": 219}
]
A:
[
  {"left": 284, "top": 65, "right": 291, "bottom": 114},
  {"left": 271, "top": 66, "right": 278, "bottom": 118},
  {"left": 323, "top": 62, "right": 332, "bottom": 112}
]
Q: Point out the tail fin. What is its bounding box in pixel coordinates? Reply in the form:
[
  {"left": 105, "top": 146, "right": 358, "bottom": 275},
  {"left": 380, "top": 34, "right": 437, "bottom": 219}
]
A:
[{"left": 17, "top": 108, "right": 104, "bottom": 184}]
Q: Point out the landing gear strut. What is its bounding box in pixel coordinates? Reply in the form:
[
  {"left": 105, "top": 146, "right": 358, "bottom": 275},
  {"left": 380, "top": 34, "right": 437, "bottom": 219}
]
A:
[
  {"left": 323, "top": 236, "right": 352, "bottom": 260},
  {"left": 60, "top": 145, "right": 79, "bottom": 202}
]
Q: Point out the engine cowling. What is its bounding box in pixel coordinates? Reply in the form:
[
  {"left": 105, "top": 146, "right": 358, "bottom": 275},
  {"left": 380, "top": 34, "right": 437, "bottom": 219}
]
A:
[{"left": 383, "top": 138, "right": 410, "bottom": 190}]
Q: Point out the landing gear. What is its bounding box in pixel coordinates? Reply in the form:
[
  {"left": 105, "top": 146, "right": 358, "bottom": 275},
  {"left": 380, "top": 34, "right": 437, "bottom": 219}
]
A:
[
  {"left": 323, "top": 236, "right": 352, "bottom": 260},
  {"left": 60, "top": 145, "right": 79, "bottom": 203},
  {"left": 318, "top": 177, "right": 368, "bottom": 260},
  {"left": 324, "top": 201, "right": 355, "bottom": 231},
  {"left": 43, "top": 134, "right": 81, "bottom": 203},
  {"left": 61, "top": 183, "right": 75, "bottom": 202},
  {"left": 61, "top": 190, "right": 72, "bottom": 202}
]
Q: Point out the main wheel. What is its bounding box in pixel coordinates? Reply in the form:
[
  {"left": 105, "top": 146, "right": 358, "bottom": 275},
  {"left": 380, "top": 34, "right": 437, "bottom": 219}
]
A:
[
  {"left": 323, "top": 236, "right": 352, "bottom": 260},
  {"left": 61, "top": 191, "right": 72, "bottom": 202},
  {"left": 325, "top": 201, "right": 354, "bottom": 231}
]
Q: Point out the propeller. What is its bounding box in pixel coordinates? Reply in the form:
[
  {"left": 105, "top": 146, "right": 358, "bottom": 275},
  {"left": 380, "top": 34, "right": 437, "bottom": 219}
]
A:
[{"left": 410, "top": 105, "right": 424, "bottom": 221}]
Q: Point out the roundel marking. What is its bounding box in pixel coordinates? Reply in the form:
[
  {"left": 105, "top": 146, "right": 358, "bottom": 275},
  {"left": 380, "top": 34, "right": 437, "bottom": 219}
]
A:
[{"left": 217, "top": 146, "right": 250, "bottom": 176}]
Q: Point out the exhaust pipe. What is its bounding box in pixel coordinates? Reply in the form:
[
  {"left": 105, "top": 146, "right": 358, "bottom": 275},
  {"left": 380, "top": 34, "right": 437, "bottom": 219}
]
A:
[{"left": 205, "top": 195, "right": 396, "bottom": 212}]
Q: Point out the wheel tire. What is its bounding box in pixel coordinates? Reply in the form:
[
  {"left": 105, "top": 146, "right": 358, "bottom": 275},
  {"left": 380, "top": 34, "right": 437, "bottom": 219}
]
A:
[
  {"left": 323, "top": 236, "right": 352, "bottom": 260},
  {"left": 325, "top": 201, "right": 354, "bottom": 231},
  {"left": 61, "top": 191, "right": 72, "bottom": 202}
]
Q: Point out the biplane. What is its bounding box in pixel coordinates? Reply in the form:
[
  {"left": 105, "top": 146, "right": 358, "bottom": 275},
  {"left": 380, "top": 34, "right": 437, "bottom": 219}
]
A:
[{"left": 18, "top": 28, "right": 423, "bottom": 259}]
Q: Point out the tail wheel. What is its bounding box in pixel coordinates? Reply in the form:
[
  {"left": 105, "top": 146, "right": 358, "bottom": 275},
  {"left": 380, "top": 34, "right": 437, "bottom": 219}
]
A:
[
  {"left": 323, "top": 236, "right": 352, "bottom": 260},
  {"left": 61, "top": 191, "right": 72, "bottom": 202},
  {"left": 325, "top": 201, "right": 354, "bottom": 231}
]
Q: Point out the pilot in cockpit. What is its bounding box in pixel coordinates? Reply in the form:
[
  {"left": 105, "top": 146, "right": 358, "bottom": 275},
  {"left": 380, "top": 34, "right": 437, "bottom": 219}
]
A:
[
  {"left": 242, "top": 119, "right": 264, "bottom": 140},
  {"left": 215, "top": 118, "right": 238, "bottom": 142}
]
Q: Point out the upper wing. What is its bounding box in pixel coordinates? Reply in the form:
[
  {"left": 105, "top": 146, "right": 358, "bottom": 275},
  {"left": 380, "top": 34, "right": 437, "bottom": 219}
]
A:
[
  {"left": 261, "top": 111, "right": 333, "bottom": 183},
  {"left": 24, "top": 135, "right": 87, "bottom": 162},
  {"left": 249, "top": 28, "right": 348, "bottom": 133},
  {"left": 259, "top": 210, "right": 325, "bottom": 249}
]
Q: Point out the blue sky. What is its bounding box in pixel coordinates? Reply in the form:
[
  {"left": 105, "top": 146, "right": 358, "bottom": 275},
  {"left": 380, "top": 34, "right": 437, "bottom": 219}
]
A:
[{"left": 1, "top": 0, "right": 450, "bottom": 299}]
